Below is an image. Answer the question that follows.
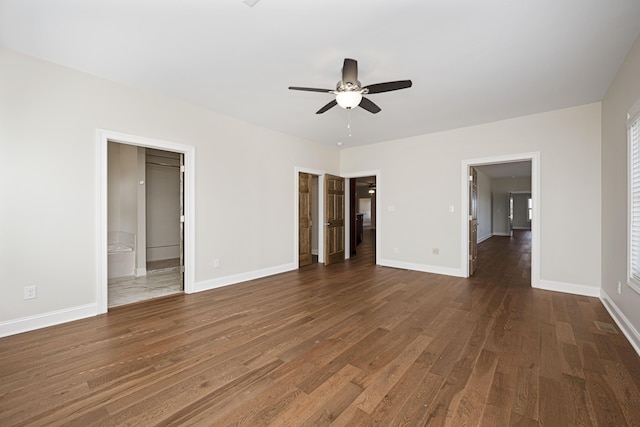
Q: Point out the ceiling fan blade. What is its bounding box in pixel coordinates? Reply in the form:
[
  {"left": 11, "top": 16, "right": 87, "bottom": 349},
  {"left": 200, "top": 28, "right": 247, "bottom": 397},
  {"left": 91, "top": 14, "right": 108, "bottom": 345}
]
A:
[
  {"left": 364, "top": 80, "right": 413, "bottom": 94},
  {"left": 342, "top": 58, "right": 358, "bottom": 86},
  {"left": 359, "top": 97, "right": 381, "bottom": 114},
  {"left": 316, "top": 99, "right": 338, "bottom": 114},
  {"left": 288, "top": 86, "right": 333, "bottom": 93}
]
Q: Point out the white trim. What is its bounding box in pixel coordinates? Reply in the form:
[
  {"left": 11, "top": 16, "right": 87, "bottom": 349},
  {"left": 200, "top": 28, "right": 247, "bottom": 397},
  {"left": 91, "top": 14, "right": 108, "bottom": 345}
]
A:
[
  {"left": 378, "top": 259, "right": 465, "bottom": 277},
  {"left": 194, "top": 263, "right": 297, "bottom": 293},
  {"left": 0, "top": 304, "right": 97, "bottom": 338},
  {"left": 600, "top": 290, "right": 640, "bottom": 356},
  {"left": 135, "top": 267, "right": 147, "bottom": 277},
  {"left": 341, "top": 170, "right": 381, "bottom": 266},
  {"left": 492, "top": 232, "right": 511, "bottom": 237},
  {"left": 477, "top": 233, "right": 492, "bottom": 243},
  {"left": 96, "top": 129, "right": 196, "bottom": 314},
  {"left": 628, "top": 279, "right": 640, "bottom": 295},
  {"left": 461, "top": 153, "right": 540, "bottom": 287},
  {"left": 535, "top": 279, "right": 600, "bottom": 297},
  {"left": 294, "top": 167, "right": 326, "bottom": 266}
]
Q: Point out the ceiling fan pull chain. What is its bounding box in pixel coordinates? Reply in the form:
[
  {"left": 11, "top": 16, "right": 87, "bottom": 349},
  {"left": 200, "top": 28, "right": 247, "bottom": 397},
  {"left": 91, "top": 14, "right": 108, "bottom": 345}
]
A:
[{"left": 348, "top": 109, "right": 352, "bottom": 137}]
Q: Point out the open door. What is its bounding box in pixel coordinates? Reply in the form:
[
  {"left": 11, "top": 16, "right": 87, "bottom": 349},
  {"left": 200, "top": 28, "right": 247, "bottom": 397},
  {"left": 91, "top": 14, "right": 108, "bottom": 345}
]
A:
[
  {"left": 469, "top": 167, "right": 478, "bottom": 275},
  {"left": 298, "top": 172, "right": 313, "bottom": 267},
  {"left": 324, "top": 174, "right": 345, "bottom": 266}
]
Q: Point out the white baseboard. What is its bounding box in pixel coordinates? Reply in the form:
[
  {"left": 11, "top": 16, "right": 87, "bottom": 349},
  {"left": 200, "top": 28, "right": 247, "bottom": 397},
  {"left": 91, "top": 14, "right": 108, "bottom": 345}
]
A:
[
  {"left": 0, "top": 303, "right": 97, "bottom": 338},
  {"left": 600, "top": 290, "right": 640, "bottom": 357},
  {"left": 312, "top": 249, "right": 319, "bottom": 256},
  {"left": 135, "top": 267, "right": 147, "bottom": 277},
  {"left": 378, "top": 258, "right": 465, "bottom": 278},
  {"left": 493, "top": 232, "right": 511, "bottom": 236},
  {"left": 534, "top": 279, "right": 600, "bottom": 297},
  {"left": 478, "top": 234, "right": 492, "bottom": 243},
  {"left": 194, "top": 263, "right": 297, "bottom": 293}
]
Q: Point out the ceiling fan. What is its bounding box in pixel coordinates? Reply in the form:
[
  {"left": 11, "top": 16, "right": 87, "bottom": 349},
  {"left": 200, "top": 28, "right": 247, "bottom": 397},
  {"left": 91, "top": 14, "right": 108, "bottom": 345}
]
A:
[{"left": 289, "top": 58, "right": 412, "bottom": 114}]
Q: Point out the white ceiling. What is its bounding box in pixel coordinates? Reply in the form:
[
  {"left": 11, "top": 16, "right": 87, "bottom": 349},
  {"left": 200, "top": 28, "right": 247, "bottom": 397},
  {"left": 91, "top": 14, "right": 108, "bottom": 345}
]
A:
[
  {"left": 1, "top": 0, "right": 640, "bottom": 148},
  {"left": 475, "top": 161, "right": 531, "bottom": 179}
]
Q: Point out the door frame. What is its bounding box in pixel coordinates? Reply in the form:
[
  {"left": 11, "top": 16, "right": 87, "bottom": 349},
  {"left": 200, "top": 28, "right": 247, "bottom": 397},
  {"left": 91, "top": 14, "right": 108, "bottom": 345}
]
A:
[
  {"left": 461, "top": 153, "right": 539, "bottom": 286},
  {"left": 294, "top": 167, "right": 325, "bottom": 265},
  {"left": 96, "top": 129, "right": 196, "bottom": 314},
  {"left": 509, "top": 191, "right": 533, "bottom": 233},
  {"left": 342, "top": 170, "right": 381, "bottom": 265}
]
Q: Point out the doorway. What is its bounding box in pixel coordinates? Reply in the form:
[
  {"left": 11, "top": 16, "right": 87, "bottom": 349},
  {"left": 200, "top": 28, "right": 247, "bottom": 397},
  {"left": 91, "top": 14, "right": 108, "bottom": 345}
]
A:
[
  {"left": 97, "top": 130, "right": 195, "bottom": 314},
  {"left": 298, "top": 172, "right": 320, "bottom": 267},
  {"left": 106, "top": 144, "right": 184, "bottom": 307},
  {"left": 462, "top": 154, "right": 539, "bottom": 285},
  {"left": 296, "top": 168, "right": 323, "bottom": 267},
  {"left": 350, "top": 176, "right": 377, "bottom": 262},
  {"left": 295, "top": 169, "right": 379, "bottom": 268},
  {"left": 342, "top": 171, "right": 380, "bottom": 264}
]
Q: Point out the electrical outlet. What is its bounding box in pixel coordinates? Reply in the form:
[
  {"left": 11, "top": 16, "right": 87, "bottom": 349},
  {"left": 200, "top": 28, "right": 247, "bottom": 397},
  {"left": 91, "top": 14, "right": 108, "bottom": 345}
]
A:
[
  {"left": 24, "top": 286, "right": 37, "bottom": 300},
  {"left": 432, "top": 248, "right": 440, "bottom": 255},
  {"left": 618, "top": 281, "right": 622, "bottom": 295},
  {"left": 213, "top": 259, "right": 220, "bottom": 268}
]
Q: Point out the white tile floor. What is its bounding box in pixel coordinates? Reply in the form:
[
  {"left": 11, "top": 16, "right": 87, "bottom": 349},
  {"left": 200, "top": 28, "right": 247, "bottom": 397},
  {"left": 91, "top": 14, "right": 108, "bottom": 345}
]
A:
[{"left": 108, "top": 270, "right": 182, "bottom": 307}]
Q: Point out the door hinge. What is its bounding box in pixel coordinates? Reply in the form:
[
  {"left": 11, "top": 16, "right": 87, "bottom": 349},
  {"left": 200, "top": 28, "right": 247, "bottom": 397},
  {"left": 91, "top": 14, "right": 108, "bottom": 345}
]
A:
[
  {"left": 180, "top": 215, "right": 185, "bottom": 223},
  {"left": 469, "top": 175, "right": 473, "bottom": 181},
  {"left": 180, "top": 165, "right": 185, "bottom": 173}
]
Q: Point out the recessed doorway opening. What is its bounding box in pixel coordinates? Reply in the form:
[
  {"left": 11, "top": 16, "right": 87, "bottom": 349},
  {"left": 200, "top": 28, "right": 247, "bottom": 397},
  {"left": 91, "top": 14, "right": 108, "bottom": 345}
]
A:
[
  {"left": 97, "top": 130, "right": 195, "bottom": 314},
  {"left": 462, "top": 153, "right": 539, "bottom": 286},
  {"left": 107, "top": 144, "right": 184, "bottom": 307}
]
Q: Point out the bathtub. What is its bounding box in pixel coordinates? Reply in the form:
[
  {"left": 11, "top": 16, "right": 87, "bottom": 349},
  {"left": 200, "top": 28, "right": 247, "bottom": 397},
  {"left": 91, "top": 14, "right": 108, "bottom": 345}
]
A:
[{"left": 108, "top": 231, "right": 136, "bottom": 279}]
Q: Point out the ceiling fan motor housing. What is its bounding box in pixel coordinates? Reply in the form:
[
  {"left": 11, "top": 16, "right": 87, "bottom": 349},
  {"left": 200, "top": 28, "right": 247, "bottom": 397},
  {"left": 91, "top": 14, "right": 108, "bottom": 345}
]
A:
[{"left": 336, "top": 80, "right": 362, "bottom": 92}]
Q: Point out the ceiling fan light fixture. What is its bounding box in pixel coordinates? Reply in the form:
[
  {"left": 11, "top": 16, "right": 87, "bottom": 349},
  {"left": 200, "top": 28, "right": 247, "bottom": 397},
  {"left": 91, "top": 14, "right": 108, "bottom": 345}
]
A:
[{"left": 336, "top": 91, "right": 362, "bottom": 109}]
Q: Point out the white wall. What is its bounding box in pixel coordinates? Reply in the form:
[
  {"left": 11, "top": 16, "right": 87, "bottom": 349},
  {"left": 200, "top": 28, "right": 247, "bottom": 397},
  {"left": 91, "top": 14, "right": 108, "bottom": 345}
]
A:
[
  {"left": 476, "top": 168, "right": 492, "bottom": 242},
  {"left": 601, "top": 34, "right": 640, "bottom": 352},
  {"left": 341, "top": 103, "right": 601, "bottom": 291},
  {"left": 108, "top": 143, "right": 139, "bottom": 236},
  {"left": 0, "top": 47, "right": 339, "bottom": 329}
]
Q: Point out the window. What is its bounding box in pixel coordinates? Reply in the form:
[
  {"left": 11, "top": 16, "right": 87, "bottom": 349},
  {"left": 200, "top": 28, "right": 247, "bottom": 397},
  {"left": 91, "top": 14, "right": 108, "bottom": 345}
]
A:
[
  {"left": 628, "top": 100, "right": 640, "bottom": 294},
  {"left": 527, "top": 197, "right": 532, "bottom": 221}
]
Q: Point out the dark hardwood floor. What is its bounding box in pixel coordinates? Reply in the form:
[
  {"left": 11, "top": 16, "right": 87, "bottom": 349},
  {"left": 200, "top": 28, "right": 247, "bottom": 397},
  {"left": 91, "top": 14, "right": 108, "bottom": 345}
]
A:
[{"left": 1, "top": 230, "right": 639, "bottom": 426}]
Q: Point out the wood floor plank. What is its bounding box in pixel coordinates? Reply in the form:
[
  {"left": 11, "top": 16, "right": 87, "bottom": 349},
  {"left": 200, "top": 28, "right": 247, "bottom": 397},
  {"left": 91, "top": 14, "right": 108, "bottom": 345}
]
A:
[
  {"left": 1, "top": 230, "right": 640, "bottom": 425},
  {"left": 560, "top": 373, "right": 596, "bottom": 427}
]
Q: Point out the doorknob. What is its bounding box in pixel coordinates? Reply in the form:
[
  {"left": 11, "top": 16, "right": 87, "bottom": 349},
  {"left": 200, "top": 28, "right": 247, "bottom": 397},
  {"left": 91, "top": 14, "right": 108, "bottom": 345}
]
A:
[{"left": 325, "top": 222, "right": 331, "bottom": 226}]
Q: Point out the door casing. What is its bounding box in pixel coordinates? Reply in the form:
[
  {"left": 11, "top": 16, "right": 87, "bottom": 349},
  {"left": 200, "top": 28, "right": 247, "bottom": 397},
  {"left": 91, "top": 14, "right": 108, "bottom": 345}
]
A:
[
  {"left": 461, "top": 153, "right": 539, "bottom": 286},
  {"left": 341, "top": 170, "right": 381, "bottom": 265},
  {"left": 97, "top": 129, "right": 195, "bottom": 314}
]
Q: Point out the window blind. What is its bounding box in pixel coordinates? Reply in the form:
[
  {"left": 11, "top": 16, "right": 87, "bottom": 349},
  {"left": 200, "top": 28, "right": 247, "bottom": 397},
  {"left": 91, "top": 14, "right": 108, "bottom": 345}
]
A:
[{"left": 630, "top": 114, "right": 640, "bottom": 284}]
